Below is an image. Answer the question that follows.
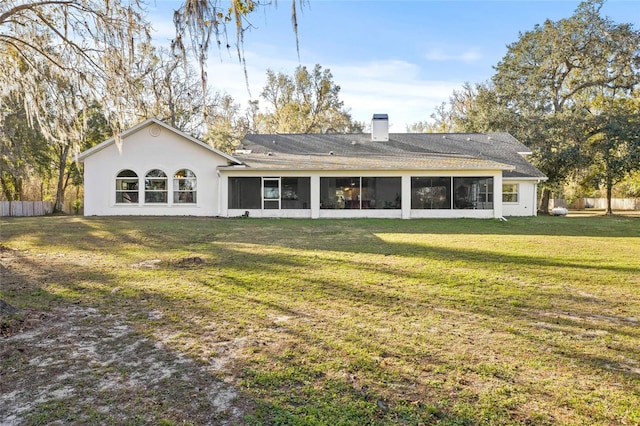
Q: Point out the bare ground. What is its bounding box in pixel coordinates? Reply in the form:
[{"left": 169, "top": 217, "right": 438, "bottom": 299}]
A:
[{"left": 0, "top": 248, "right": 250, "bottom": 425}]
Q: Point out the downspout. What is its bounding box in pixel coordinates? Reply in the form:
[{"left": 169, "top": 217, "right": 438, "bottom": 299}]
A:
[
  {"left": 533, "top": 181, "right": 537, "bottom": 217},
  {"left": 216, "top": 169, "right": 221, "bottom": 217}
]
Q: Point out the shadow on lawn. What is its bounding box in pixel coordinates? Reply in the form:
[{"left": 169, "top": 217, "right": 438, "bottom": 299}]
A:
[
  {"left": 2, "top": 216, "right": 639, "bottom": 424},
  {"left": 186, "top": 246, "right": 638, "bottom": 424},
  {"left": 0, "top": 255, "right": 250, "bottom": 424},
  {"left": 1, "top": 251, "right": 481, "bottom": 424},
  {"left": 2, "top": 214, "right": 639, "bottom": 245}
]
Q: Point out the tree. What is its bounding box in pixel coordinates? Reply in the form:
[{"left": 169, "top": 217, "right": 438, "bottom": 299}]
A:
[
  {"left": 1, "top": 2, "right": 152, "bottom": 212},
  {"left": 66, "top": 103, "right": 111, "bottom": 210},
  {"left": 422, "top": 1, "right": 640, "bottom": 214},
  {"left": 10, "top": 58, "right": 96, "bottom": 212},
  {"left": 0, "top": 0, "right": 151, "bottom": 145},
  {"left": 0, "top": 98, "right": 51, "bottom": 201},
  {"left": 617, "top": 170, "right": 640, "bottom": 198},
  {"left": 139, "top": 47, "right": 209, "bottom": 134},
  {"left": 172, "top": 0, "right": 305, "bottom": 116},
  {"left": 203, "top": 94, "right": 248, "bottom": 153},
  {"left": 0, "top": 95, "right": 110, "bottom": 211},
  {"left": 491, "top": 0, "right": 640, "bottom": 213},
  {"left": 408, "top": 82, "right": 512, "bottom": 134},
  {"left": 259, "top": 64, "right": 363, "bottom": 134},
  {"left": 582, "top": 97, "right": 640, "bottom": 214}
]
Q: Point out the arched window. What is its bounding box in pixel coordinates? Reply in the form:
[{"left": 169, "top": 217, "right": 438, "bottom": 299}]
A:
[
  {"left": 115, "top": 170, "right": 139, "bottom": 203},
  {"left": 145, "top": 169, "right": 167, "bottom": 203},
  {"left": 173, "top": 169, "right": 197, "bottom": 204}
]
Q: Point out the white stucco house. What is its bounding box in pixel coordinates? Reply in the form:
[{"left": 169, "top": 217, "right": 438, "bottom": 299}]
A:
[{"left": 77, "top": 116, "right": 547, "bottom": 218}]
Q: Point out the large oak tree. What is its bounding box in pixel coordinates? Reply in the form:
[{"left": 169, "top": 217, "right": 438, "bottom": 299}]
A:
[
  {"left": 493, "top": 0, "right": 640, "bottom": 213},
  {"left": 416, "top": 0, "right": 640, "bottom": 214}
]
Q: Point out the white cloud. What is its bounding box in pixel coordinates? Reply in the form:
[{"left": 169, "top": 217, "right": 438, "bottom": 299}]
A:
[
  {"left": 333, "top": 60, "right": 422, "bottom": 80},
  {"left": 149, "top": 15, "right": 465, "bottom": 132},
  {"left": 329, "top": 60, "right": 463, "bottom": 129},
  {"left": 203, "top": 55, "right": 465, "bottom": 131},
  {"left": 424, "top": 49, "right": 482, "bottom": 63}
]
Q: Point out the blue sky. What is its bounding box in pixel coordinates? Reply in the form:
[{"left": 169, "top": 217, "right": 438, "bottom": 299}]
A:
[{"left": 149, "top": 0, "right": 640, "bottom": 131}]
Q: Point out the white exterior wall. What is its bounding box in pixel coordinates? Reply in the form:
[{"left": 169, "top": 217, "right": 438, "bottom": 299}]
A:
[
  {"left": 83, "top": 125, "right": 229, "bottom": 216},
  {"left": 220, "top": 169, "right": 508, "bottom": 219},
  {"left": 501, "top": 180, "right": 539, "bottom": 217}
]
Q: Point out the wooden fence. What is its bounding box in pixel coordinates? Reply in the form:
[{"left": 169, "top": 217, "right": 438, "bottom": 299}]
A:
[{"left": 0, "top": 201, "right": 54, "bottom": 217}]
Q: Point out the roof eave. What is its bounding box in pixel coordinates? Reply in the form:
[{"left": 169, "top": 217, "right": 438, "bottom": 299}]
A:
[{"left": 219, "top": 165, "right": 515, "bottom": 172}]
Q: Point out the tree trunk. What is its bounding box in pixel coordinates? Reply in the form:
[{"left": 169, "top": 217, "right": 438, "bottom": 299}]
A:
[
  {"left": 539, "top": 188, "right": 551, "bottom": 215},
  {"left": 16, "top": 177, "right": 23, "bottom": 201},
  {"left": 54, "top": 142, "right": 70, "bottom": 213},
  {"left": 606, "top": 179, "right": 613, "bottom": 216}
]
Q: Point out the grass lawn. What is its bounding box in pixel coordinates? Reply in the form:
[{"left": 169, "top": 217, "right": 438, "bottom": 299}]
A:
[{"left": 1, "top": 215, "right": 639, "bottom": 425}]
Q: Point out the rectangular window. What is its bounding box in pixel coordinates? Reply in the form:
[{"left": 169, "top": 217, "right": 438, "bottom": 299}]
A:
[
  {"left": 453, "top": 177, "right": 493, "bottom": 209},
  {"left": 144, "top": 170, "right": 168, "bottom": 203},
  {"left": 228, "top": 177, "right": 311, "bottom": 210},
  {"left": 502, "top": 183, "right": 519, "bottom": 203},
  {"left": 362, "top": 177, "right": 401, "bottom": 209},
  {"left": 263, "top": 178, "right": 280, "bottom": 210},
  {"left": 411, "top": 177, "right": 451, "bottom": 209},
  {"left": 281, "top": 177, "right": 311, "bottom": 209},
  {"left": 320, "top": 177, "right": 359, "bottom": 209},
  {"left": 320, "top": 177, "right": 401, "bottom": 209},
  {"left": 228, "top": 177, "right": 261, "bottom": 209}
]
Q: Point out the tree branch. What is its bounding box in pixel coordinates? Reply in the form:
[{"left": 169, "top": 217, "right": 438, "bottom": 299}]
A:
[{"left": 0, "top": 0, "right": 73, "bottom": 25}]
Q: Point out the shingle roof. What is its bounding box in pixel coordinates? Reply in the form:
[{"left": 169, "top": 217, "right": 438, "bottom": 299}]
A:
[
  {"left": 230, "top": 152, "right": 513, "bottom": 171},
  {"left": 233, "top": 133, "right": 546, "bottom": 179}
]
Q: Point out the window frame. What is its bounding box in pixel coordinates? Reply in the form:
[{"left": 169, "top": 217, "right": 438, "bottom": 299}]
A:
[
  {"left": 361, "top": 177, "right": 401, "bottom": 209},
  {"left": 320, "top": 177, "right": 401, "bottom": 210},
  {"left": 173, "top": 169, "right": 197, "bottom": 204},
  {"left": 144, "top": 169, "right": 168, "bottom": 204},
  {"left": 411, "top": 177, "right": 452, "bottom": 210},
  {"left": 280, "top": 177, "right": 311, "bottom": 210},
  {"left": 228, "top": 177, "right": 262, "bottom": 209},
  {"left": 320, "top": 177, "right": 361, "bottom": 210},
  {"left": 502, "top": 183, "right": 519, "bottom": 203},
  {"left": 115, "top": 170, "right": 139, "bottom": 204},
  {"left": 262, "top": 177, "right": 281, "bottom": 210},
  {"left": 453, "top": 177, "right": 493, "bottom": 210}
]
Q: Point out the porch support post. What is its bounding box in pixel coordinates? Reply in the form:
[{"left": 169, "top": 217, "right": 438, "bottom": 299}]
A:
[
  {"left": 494, "top": 173, "right": 503, "bottom": 219},
  {"left": 218, "top": 171, "right": 228, "bottom": 217},
  {"left": 311, "top": 175, "right": 320, "bottom": 219},
  {"left": 401, "top": 175, "right": 411, "bottom": 219}
]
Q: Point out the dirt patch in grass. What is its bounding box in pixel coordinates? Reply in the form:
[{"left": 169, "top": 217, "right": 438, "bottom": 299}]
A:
[
  {"left": 1, "top": 244, "right": 249, "bottom": 424},
  {"left": 0, "top": 299, "right": 21, "bottom": 316},
  {"left": 0, "top": 306, "right": 40, "bottom": 339},
  {"left": 131, "top": 256, "right": 206, "bottom": 269},
  {"left": 0, "top": 248, "right": 30, "bottom": 337},
  {"left": 0, "top": 305, "right": 248, "bottom": 425}
]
